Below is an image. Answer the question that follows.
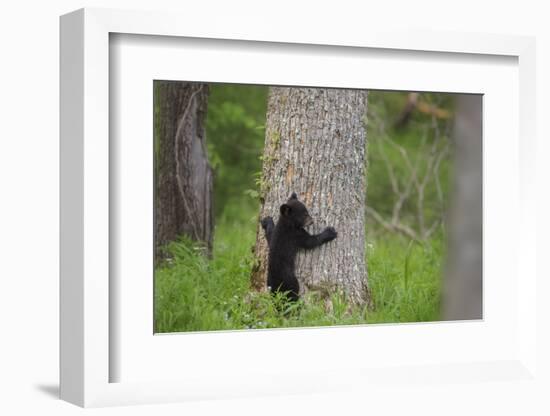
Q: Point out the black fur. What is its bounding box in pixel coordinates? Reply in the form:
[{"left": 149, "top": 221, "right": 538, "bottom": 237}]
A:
[{"left": 261, "top": 192, "right": 337, "bottom": 301}]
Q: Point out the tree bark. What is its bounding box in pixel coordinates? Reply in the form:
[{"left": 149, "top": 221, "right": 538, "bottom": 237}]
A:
[
  {"left": 251, "top": 87, "right": 369, "bottom": 305},
  {"left": 443, "top": 94, "right": 483, "bottom": 320},
  {"left": 154, "top": 81, "right": 213, "bottom": 257}
]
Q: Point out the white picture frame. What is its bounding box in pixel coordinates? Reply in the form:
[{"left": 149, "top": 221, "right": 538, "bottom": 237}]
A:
[{"left": 60, "top": 7, "right": 538, "bottom": 408}]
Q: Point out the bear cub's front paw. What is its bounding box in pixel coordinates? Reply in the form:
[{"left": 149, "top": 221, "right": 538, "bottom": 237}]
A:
[
  {"left": 323, "top": 226, "right": 338, "bottom": 242},
  {"left": 261, "top": 216, "right": 274, "bottom": 230}
]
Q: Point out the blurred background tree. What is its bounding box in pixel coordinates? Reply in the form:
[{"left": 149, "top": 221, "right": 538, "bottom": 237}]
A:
[{"left": 443, "top": 94, "right": 482, "bottom": 320}]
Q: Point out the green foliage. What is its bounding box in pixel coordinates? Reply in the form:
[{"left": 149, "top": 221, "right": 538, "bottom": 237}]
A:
[{"left": 206, "top": 84, "right": 268, "bottom": 217}]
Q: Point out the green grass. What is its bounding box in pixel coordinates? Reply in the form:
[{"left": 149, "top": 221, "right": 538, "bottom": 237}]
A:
[
  {"left": 154, "top": 200, "right": 443, "bottom": 333},
  {"left": 364, "top": 234, "right": 443, "bottom": 324}
]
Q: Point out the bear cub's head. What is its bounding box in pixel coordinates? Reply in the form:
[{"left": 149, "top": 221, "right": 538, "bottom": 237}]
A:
[{"left": 279, "top": 192, "right": 314, "bottom": 229}]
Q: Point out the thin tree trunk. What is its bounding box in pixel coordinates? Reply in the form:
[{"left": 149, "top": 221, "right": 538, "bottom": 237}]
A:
[
  {"left": 154, "top": 81, "right": 213, "bottom": 258},
  {"left": 443, "top": 94, "right": 483, "bottom": 320},
  {"left": 251, "top": 87, "right": 369, "bottom": 305}
]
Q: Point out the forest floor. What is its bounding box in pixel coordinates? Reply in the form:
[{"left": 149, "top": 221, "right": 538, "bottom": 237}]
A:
[{"left": 154, "top": 199, "right": 443, "bottom": 333}]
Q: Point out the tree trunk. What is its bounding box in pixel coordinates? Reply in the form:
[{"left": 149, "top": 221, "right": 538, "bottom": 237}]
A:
[
  {"left": 443, "top": 94, "right": 483, "bottom": 320},
  {"left": 251, "top": 87, "right": 369, "bottom": 305},
  {"left": 154, "top": 81, "right": 213, "bottom": 257}
]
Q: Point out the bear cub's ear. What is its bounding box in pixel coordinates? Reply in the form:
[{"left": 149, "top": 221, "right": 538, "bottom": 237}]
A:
[
  {"left": 289, "top": 192, "right": 298, "bottom": 200},
  {"left": 280, "top": 204, "right": 292, "bottom": 216}
]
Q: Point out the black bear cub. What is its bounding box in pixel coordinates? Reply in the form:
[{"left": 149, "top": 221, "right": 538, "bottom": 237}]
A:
[{"left": 260, "top": 192, "right": 337, "bottom": 301}]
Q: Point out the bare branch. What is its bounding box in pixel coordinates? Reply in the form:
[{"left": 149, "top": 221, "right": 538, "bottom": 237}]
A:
[
  {"left": 366, "top": 93, "right": 453, "bottom": 241},
  {"left": 366, "top": 206, "right": 420, "bottom": 241}
]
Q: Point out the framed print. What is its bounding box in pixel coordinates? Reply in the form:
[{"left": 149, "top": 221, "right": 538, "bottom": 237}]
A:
[{"left": 60, "top": 8, "right": 538, "bottom": 408}]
